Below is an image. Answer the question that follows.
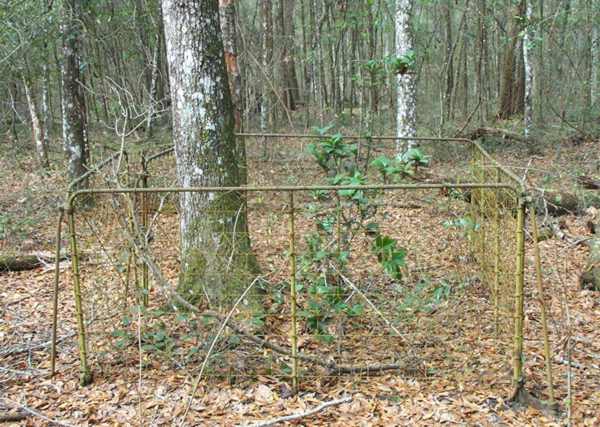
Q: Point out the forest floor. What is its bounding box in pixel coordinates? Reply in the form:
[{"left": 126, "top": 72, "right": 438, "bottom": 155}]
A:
[{"left": 1, "top": 133, "right": 599, "bottom": 426}]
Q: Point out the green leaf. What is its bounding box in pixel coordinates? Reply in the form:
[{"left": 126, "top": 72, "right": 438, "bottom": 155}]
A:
[{"left": 347, "top": 303, "right": 364, "bottom": 316}]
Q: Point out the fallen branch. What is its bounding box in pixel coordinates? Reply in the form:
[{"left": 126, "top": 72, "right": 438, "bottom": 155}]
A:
[
  {"left": 0, "top": 332, "right": 76, "bottom": 358},
  {"left": 245, "top": 396, "right": 352, "bottom": 427},
  {"left": 554, "top": 357, "right": 600, "bottom": 372},
  {"left": 577, "top": 175, "right": 600, "bottom": 190},
  {"left": 0, "top": 252, "right": 65, "bottom": 272},
  {"left": 0, "top": 412, "right": 27, "bottom": 423},
  {"left": 546, "top": 221, "right": 587, "bottom": 246},
  {"left": 464, "top": 127, "right": 530, "bottom": 143},
  {"left": 0, "top": 398, "right": 74, "bottom": 427}
]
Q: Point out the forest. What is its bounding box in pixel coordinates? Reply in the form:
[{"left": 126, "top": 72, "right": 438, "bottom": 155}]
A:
[{"left": 0, "top": 0, "right": 599, "bottom": 425}]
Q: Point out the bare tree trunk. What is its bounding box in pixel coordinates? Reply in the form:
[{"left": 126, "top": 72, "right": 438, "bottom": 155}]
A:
[
  {"left": 145, "top": 33, "right": 160, "bottom": 138},
  {"left": 23, "top": 77, "right": 49, "bottom": 169},
  {"left": 443, "top": 0, "right": 453, "bottom": 120},
  {"left": 161, "top": 0, "right": 257, "bottom": 304},
  {"left": 220, "top": 0, "right": 243, "bottom": 130},
  {"left": 313, "top": 0, "right": 327, "bottom": 120},
  {"left": 591, "top": 0, "right": 599, "bottom": 106},
  {"left": 41, "top": 61, "right": 51, "bottom": 155},
  {"left": 523, "top": 0, "right": 534, "bottom": 137},
  {"left": 278, "top": 0, "right": 296, "bottom": 111},
  {"left": 475, "top": 0, "right": 487, "bottom": 124},
  {"left": 286, "top": 0, "right": 300, "bottom": 105},
  {"left": 145, "top": 5, "right": 164, "bottom": 138},
  {"left": 260, "top": 0, "right": 273, "bottom": 132},
  {"left": 498, "top": 0, "right": 525, "bottom": 120},
  {"left": 537, "top": 0, "right": 544, "bottom": 122},
  {"left": 367, "top": 0, "right": 378, "bottom": 127},
  {"left": 61, "top": 0, "right": 88, "bottom": 187},
  {"left": 395, "top": 0, "right": 416, "bottom": 153}
]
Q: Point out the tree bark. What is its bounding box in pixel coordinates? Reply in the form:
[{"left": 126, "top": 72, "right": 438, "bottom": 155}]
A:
[
  {"left": 523, "top": 0, "right": 534, "bottom": 137},
  {"left": 260, "top": 0, "right": 273, "bottom": 132},
  {"left": 498, "top": 0, "right": 525, "bottom": 120},
  {"left": 61, "top": 0, "right": 88, "bottom": 188},
  {"left": 161, "top": 0, "right": 257, "bottom": 305},
  {"left": 591, "top": 0, "right": 600, "bottom": 106},
  {"left": 443, "top": 0, "right": 454, "bottom": 120},
  {"left": 220, "top": 0, "right": 243, "bottom": 131},
  {"left": 395, "top": 0, "right": 417, "bottom": 153},
  {"left": 23, "top": 77, "right": 49, "bottom": 169}
]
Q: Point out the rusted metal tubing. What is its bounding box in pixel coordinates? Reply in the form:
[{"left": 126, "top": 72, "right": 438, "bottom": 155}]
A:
[
  {"left": 288, "top": 191, "right": 299, "bottom": 394},
  {"left": 235, "top": 132, "right": 472, "bottom": 143},
  {"left": 68, "top": 183, "right": 518, "bottom": 207},
  {"left": 50, "top": 207, "right": 65, "bottom": 377}
]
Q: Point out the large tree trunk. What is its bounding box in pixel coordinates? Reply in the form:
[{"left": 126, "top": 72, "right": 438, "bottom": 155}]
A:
[
  {"left": 498, "top": 0, "right": 525, "bottom": 120},
  {"left": 395, "top": 0, "right": 417, "bottom": 153},
  {"left": 591, "top": 0, "right": 600, "bottom": 106},
  {"left": 523, "top": 0, "right": 534, "bottom": 137},
  {"left": 443, "top": 0, "right": 453, "bottom": 120},
  {"left": 161, "top": 0, "right": 257, "bottom": 306},
  {"left": 61, "top": 0, "right": 88, "bottom": 188},
  {"left": 260, "top": 0, "right": 273, "bottom": 132},
  {"left": 285, "top": 0, "right": 300, "bottom": 106},
  {"left": 219, "top": 0, "right": 242, "bottom": 131}
]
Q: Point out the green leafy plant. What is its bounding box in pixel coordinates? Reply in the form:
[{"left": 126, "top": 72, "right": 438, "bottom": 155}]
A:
[
  {"left": 401, "top": 147, "right": 431, "bottom": 171},
  {"left": 299, "top": 131, "right": 411, "bottom": 336},
  {"left": 390, "top": 50, "right": 416, "bottom": 75},
  {"left": 372, "top": 235, "right": 407, "bottom": 281},
  {"left": 371, "top": 155, "right": 414, "bottom": 183}
]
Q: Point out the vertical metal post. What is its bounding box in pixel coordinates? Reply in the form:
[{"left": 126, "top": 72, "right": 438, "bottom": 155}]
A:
[
  {"left": 288, "top": 191, "right": 299, "bottom": 394},
  {"left": 50, "top": 207, "right": 65, "bottom": 377},
  {"left": 478, "top": 155, "right": 487, "bottom": 274},
  {"left": 469, "top": 146, "right": 482, "bottom": 261},
  {"left": 67, "top": 204, "right": 92, "bottom": 385},
  {"left": 336, "top": 193, "right": 342, "bottom": 259},
  {"left": 141, "top": 165, "right": 149, "bottom": 307},
  {"left": 493, "top": 168, "right": 501, "bottom": 336},
  {"left": 512, "top": 196, "right": 526, "bottom": 389},
  {"left": 530, "top": 206, "right": 556, "bottom": 405}
]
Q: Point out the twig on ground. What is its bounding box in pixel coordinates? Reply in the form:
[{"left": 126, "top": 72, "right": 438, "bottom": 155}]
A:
[
  {"left": 554, "top": 357, "right": 600, "bottom": 372},
  {"left": 0, "top": 398, "right": 74, "bottom": 427},
  {"left": 0, "top": 332, "right": 75, "bottom": 358},
  {"left": 0, "top": 366, "right": 45, "bottom": 376},
  {"left": 244, "top": 396, "right": 352, "bottom": 427}
]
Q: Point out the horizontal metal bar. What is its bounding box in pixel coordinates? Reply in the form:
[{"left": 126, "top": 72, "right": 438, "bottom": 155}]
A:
[
  {"left": 68, "top": 182, "right": 518, "bottom": 206},
  {"left": 236, "top": 132, "right": 471, "bottom": 143}
]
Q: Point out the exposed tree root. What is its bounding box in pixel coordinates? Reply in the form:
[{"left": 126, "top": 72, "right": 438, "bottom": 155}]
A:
[{"left": 510, "top": 381, "right": 559, "bottom": 419}]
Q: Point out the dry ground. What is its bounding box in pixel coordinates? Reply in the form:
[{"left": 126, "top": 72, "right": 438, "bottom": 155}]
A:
[{"left": 1, "top": 136, "right": 599, "bottom": 426}]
